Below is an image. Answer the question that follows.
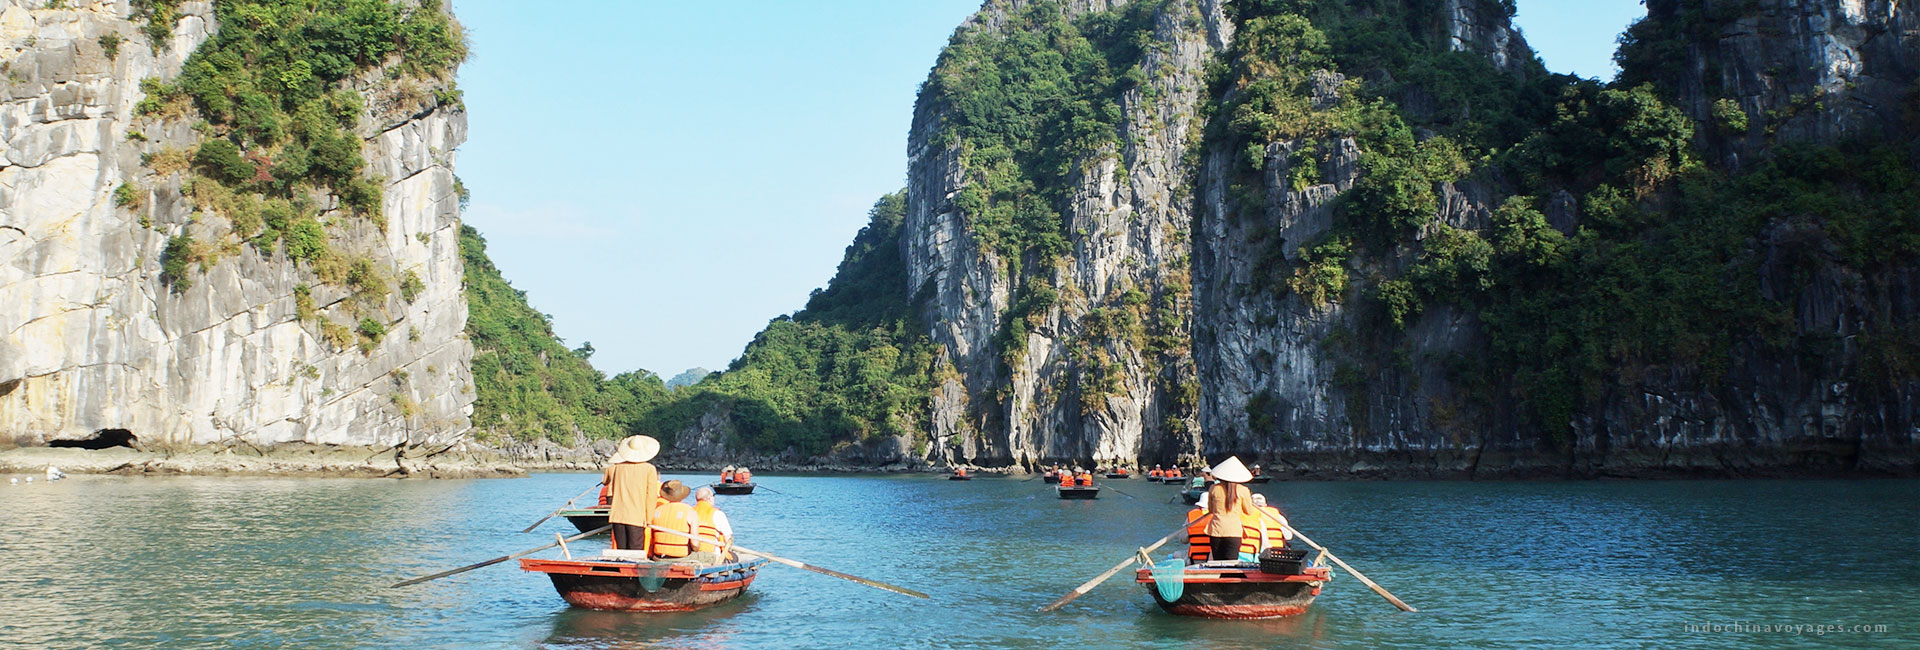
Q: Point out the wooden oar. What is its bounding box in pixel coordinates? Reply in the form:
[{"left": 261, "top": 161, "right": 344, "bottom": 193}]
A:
[
  {"left": 1252, "top": 509, "right": 1417, "bottom": 613},
  {"left": 1037, "top": 523, "right": 1188, "bottom": 612},
  {"left": 644, "top": 525, "right": 927, "bottom": 599},
  {"left": 521, "top": 484, "right": 602, "bottom": 533},
  {"left": 391, "top": 525, "right": 610, "bottom": 588},
  {"left": 1097, "top": 483, "right": 1139, "bottom": 500}
]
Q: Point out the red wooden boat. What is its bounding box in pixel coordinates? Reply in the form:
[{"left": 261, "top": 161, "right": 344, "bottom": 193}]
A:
[
  {"left": 1134, "top": 562, "right": 1332, "bottom": 619},
  {"left": 520, "top": 554, "right": 769, "bottom": 612}
]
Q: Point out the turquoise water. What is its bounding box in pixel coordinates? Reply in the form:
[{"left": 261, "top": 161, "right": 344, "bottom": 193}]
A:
[{"left": 0, "top": 472, "right": 1914, "bottom": 649}]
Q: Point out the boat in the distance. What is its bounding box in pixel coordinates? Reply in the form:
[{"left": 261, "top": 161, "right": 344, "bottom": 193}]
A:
[
  {"left": 1104, "top": 471, "right": 1131, "bottom": 479},
  {"left": 1056, "top": 484, "right": 1100, "bottom": 499},
  {"left": 558, "top": 506, "right": 609, "bottom": 533},
  {"left": 1248, "top": 475, "right": 1272, "bottom": 484},
  {"left": 712, "top": 482, "right": 755, "bottom": 495},
  {"left": 1042, "top": 471, "right": 1062, "bottom": 484},
  {"left": 521, "top": 552, "right": 768, "bottom": 612},
  {"left": 1135, "top": 557, "right": 1331, "bottom": 619},
  {"left": 948, "top": 472, "right": 972, "bottom": 481},
  {"left": 1179, "top": 487, "right": 1204, "bottom": 504}
]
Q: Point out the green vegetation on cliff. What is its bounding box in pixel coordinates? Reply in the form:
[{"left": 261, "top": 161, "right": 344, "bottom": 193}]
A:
[
  {"left": 135, "top": 0, "right": 464, "bottom": 352},
  {"left": 638, "top": 193, "right": 938, "bottom": 457},
  {"left": 460, "top": 225, "right": 670, "bottom": 443}
]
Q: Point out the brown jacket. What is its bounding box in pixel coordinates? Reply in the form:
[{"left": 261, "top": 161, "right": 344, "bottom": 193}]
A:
[
  {"left": 1205, "top": 482, "right": 1255, "bottom": 537},
  {"left": 603, "top": 462, "right": 660, "bottom": 526}
]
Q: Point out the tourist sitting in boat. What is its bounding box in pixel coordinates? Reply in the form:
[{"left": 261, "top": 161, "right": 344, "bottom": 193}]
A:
[
  {"left": 1189, "top": 469, "right": 1211, "bottom": 490},
  {"left": 604, "top": 435, "right": 662, "bottom": 552},
  {"left": 1075, "top": 468, "right": 1094, "bottom": 486},
  {"left": 650, "top": 480, "right": 698, "bottom": 560},
  {"left": 1168, "top": 467, "right": 1183, "bottom": 479},
  {"left": 1249, "top": 493, "right": 1290, "bottom": 550},
  {"left": 689, "top": 486, "right": 734, "bottom": 563},
  {"left": 1251, "top": 463, "right": 1265, "bottom": 477},
  {"left": 1203, "top": 457, "right": 1258, "bottom": 563},
  {"left": 736, "top": 467, "right": 754, "bottom": 483},
  {"left": 1149, "top": 465, "right": 1163, "bottom": 478},
  {"left": 721, "top": 465, "right": 736, "bottom": 484},
  {"left": 1185, "top": 503, "right": 1214, "bottom": 563},
  {"left": 953, "top": 467, "right": 968, "bottom": 478}
]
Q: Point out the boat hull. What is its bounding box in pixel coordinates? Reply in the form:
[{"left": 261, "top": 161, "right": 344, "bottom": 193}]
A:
[
  {"left": 560, "top": 507, "right": 610, "bottom": 534},
  {"left": 1043, "top": 474, "right": 1061, "bottom": 484},
  {"left": 1105, "top": 473, "right": 1130, "bottom": 479},
  {"left": 521, "top": 558, "right": 767, "bottom": 612},
  {"left": 1137, "top": 565, "right": 1330, "bottom": 619},
  {"left": 712, "top": 483, "right": 755, "bottom": 495},
  {"left": 1057, "top": 486, "right": 1100, "bottom": 499},
  {"left": 1248, "top": 475, "right": 1272, "bottom": 484},
  {"left": 948, "top": 475, "right": 971, "bottom": 481}
]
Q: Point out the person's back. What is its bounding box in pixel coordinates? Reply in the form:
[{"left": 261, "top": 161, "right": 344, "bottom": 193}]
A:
[
  {"left": 651, "top": 481, "right": 697, "bottom": 559},
  {"left": 737, "top": 468, "right": 753, "bottom": 483},
  {"left": 690, "top": 486, "right": 733, "bottom": 562},
  {"left": 1185, "top": 507, "right": 1212, "bottom": 563},
  {"left": 603, "top": 436, "right": 662, "bottom": 551}
]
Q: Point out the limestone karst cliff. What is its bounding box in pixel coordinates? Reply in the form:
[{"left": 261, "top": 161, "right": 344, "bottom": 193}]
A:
[
  {"left": 663, "top": 0, "right": 1917, "bottom": 477},
  {"left": 0, "top": 0, "right": 473, "bottom": 448}
]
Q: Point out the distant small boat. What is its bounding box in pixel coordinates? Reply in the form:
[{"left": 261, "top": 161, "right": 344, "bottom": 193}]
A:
[
  {"left": 712, "top": 482, "right": 755, "bottom": 495},
  {"left": 1043, "top": 472, "right": 1061, "bottom": 484},
  {"left": 1179, "top": 488, "right": 1204, "bottom": 504},
  {"left": 1104, "top": 472, "right": 1130, "bottom": 479},
  {"left": 948, "top": 473, "right": 972, "bottom": 481},
  {"left": 521, "top": 555, "right": 768, "bottom": 612},
  {"left": 1156, "top": 476, "right": 1186, "bottom": 485},
  {"left": 558, "top": 506, "right": 609, "bottom": 534},
  {"left": 1056, "top": 485, "right": 1100, "bottom": 499},
  {"left": 1135, "top": 561, "right": 1331, "bottom": 619},
  {"left": 1248, "top": 475, "right": 1272, "bottom": 484}
]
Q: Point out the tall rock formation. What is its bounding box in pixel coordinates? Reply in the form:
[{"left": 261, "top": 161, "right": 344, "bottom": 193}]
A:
[{"left": 0, "top": 1, "right": 472, "bottom": 448}]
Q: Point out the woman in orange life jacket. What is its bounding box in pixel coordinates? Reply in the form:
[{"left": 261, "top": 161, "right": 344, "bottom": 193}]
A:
[
  {"left": 1075, "top": 468, "right": 1094, "bottom": 486},
  {"left": 721, "top": 465, "right": 736, "bottom": 484},
  {"left": 736, "top": 467, "right": 754, "bottom": 483},
  {"left": 1148, "top": 465, "right": 1163, "bottom": 479},
  {"left": 650, "top": 480, "right": 699, "bottom": 560},
  {"left": 688, "top": 485, "right": 734, "bottom": 563},
  {"left": 1203, "top": 457, "right": 1258, "bottom": 563}
]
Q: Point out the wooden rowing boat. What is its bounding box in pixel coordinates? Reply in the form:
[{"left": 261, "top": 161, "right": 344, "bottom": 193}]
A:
[
  {"left": 1135, "top": 562, "right": 1332, "bottom": 619},
  {"left": 1042, "top": 472, "right": 1061, "bottom": 484},
  {"left": 1104, "top": 472, "right": 1130, "bottom": 479},
  {"left": 1179, "top": 487, "right": 1204, "bottom": 504},
  {"left": 1248, "top": 475, "right": 1272, "bottom": 484},
  {"left": 712, "top": 482, "right": 755, "bottom": 495},
  {"left": 1056, "top": 485, "right": 1100, "bottom": 499},
  {"left": 520, "top": 555, "right": 768, "bottom": 612},
  {"left": 558, "top": 506, "right": 609, "bottom": 534},
  {"left": 948, "top": 474, "right": 972, "bottom": 481}
]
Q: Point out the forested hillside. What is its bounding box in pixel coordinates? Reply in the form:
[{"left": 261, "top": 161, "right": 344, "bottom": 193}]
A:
[{"left": 471, "top": 0, "right": 1917, "bottom": 476}]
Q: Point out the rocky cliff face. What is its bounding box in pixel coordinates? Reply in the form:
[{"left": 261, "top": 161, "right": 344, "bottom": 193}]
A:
[
  {"left": 889, "top": 0, "right": 1918, "bottom": 476},
  {"left": 0, "top": 1, "right": 472, "bottom": 448},
  {"left": 906, "top": 0, "right": 1231, "bottom": 468}
]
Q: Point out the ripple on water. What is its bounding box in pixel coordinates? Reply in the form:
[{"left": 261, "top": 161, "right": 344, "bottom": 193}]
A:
[{"left": 0, "top": 474, "right": 1914, "bottom": 649}]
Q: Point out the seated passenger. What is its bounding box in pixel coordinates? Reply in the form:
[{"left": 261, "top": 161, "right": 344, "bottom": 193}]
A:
[
  {"left": 650, "top": 480, "right": 698, "bottom": 560},
  {"left": 688, "top": 486, "right": 735, "bottom": 563}
]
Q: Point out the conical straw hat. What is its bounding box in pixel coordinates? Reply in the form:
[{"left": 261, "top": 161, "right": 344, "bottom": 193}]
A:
[
  {"left": 1211, "top": 456, "right": 1253, "bottom": 483},
  {"left": 610, "top": 435, "right": 659, "bottom": 464}
]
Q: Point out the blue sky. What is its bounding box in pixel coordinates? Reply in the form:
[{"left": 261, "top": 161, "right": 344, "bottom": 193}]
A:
[{"left": 450, "top": 0, "right": 1647, "bottom": 378}]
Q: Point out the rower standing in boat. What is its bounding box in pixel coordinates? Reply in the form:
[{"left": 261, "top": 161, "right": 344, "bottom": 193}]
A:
[
  {"left": 1204, "top": 457, "right": 1258, "bottom": 563},
  {"left": 604, "top": 435, "right": 662, "bottom": 552}
]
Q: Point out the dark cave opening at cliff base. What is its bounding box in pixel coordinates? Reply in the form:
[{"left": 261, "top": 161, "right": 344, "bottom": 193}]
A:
[{"left": 48, "top": 429, "right": 138, "bottom": 451}]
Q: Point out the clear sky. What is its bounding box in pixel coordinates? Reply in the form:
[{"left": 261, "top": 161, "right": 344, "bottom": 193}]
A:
[{"left": 450, "top": 0, "right": 1648, "bottom": 379}]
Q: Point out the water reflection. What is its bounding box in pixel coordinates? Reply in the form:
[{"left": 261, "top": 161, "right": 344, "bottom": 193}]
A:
[{"left": 540, "top": 594, "right": 756, "bottom": 650}]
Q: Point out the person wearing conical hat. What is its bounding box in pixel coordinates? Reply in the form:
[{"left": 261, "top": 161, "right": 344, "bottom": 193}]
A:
[
  {"left": 602, "top": 435, "right": 662, "bottom": 552},
  {"left": 1203, "top": 456, "right": 1258, "bottom": 563}
]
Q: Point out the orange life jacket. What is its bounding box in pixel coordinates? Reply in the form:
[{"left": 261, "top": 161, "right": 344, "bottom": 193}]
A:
[
  {"left": 737, "top": 471, "right": 752, "bottom": 482},
  {"left": 1170, "top": 468, "right": 1183, "bottom": 478},
  {"left": 693, "top": 501, "right": 726, "bottom": 553},
  {"left": 721, "top": 470, "right": 734, "bottom": 483},
  {"left": 1149, "top": 468, "right": 1162, "bottom": 477},
  {"left": 1185, "top": 509, "right": 1212, "bottom": 563},
  {"left": 955, "top": 468, "right": 967, "bottom": 477},
  {"left": 650, "top": 501, "right": 697, "bottom": 558}
]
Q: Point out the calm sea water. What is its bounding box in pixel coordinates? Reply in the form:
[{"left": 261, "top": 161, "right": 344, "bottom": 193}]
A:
[{"left": 0, "top": 472, "right": 1914, "bottom": 649}]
